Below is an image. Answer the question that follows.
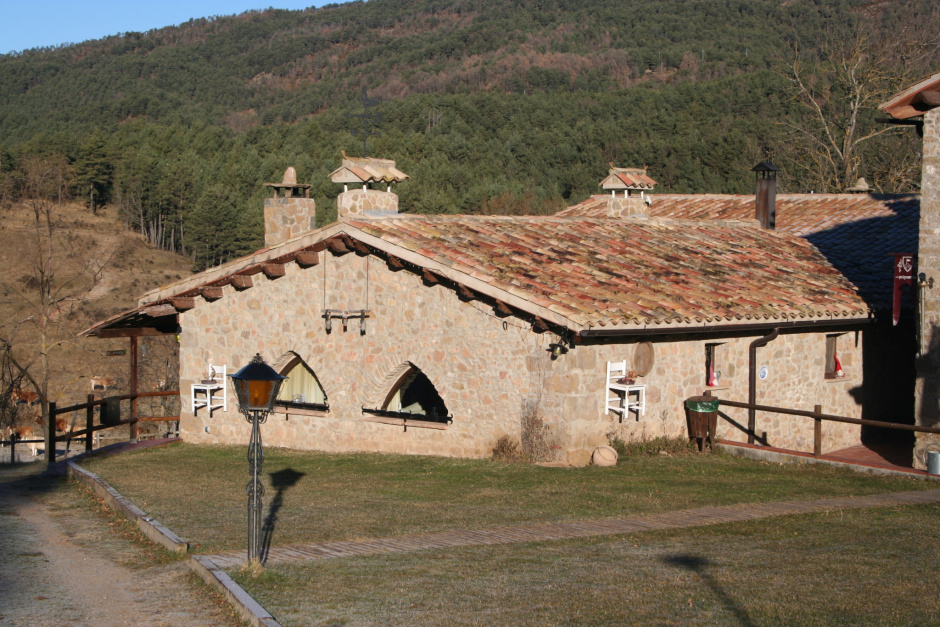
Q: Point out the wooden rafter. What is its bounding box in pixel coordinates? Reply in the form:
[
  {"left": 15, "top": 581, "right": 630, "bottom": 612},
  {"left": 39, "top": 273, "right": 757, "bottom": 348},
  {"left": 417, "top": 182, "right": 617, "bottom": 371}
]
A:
[
  {"left": 231, "top": 275, "right": 253, "bottom": 290},
  {"left": 327, "top": 237, "right": 350, "bottom": 254},
  {"left": 261, "top": 263, "right": 286, "bottom": 279},
  {"left": 456, "top": 285, "right": 476, "bottom": 301},
  {"left": 532, "top": 316, "right": 549, "bottom": 333},
  {"left": 422, "top": 269, "right": 440, "bottom": 284},
  {"left": 200, "top": 286, "right": 223, "bottom": 302},
  {"left": 170, "top": 297, "right": 195, "bottom": 311},
  {"left": 386, "top": 255, "right": 405, "bottom": 271},
  {"left": 295, "top": 251, "right": 320, "bottom": 268},
  {"left": 494, "top": 300, "right": 513, "bottom": 317}
]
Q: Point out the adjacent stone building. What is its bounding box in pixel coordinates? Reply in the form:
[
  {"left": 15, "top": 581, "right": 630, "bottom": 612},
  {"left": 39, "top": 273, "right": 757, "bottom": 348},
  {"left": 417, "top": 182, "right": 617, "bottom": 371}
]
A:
[
  {"left": 86, "top": 156, "right": 916, "bottom": 464},
  {"left": 881, "top": 71, "right": 940, "bottom": 469}
]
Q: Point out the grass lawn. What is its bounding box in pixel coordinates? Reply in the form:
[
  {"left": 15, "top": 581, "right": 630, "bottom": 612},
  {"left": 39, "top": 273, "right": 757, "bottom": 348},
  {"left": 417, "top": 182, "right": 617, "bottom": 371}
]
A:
[
  {"left": 79, "top": 442, "right": 933, "bottom": 554},
  {"left": 231, "top": 503, "right": 940, "bottom": 626}
]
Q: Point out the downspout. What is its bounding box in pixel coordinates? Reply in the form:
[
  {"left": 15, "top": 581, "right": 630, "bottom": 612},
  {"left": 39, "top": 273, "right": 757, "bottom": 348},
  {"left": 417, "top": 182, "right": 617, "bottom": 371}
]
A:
[{"left": 748, "top": 328, "right": 780, "bottom": 444}]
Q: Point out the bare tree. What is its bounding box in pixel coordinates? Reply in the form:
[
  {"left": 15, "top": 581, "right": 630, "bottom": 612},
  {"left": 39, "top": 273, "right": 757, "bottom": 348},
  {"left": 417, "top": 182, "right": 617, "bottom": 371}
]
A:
[
  {"left": 0, "top": 155, "right": 113, "bottom": 458},
  {"left": 779, "top": 7, "right": 940, "bottom": 193}
]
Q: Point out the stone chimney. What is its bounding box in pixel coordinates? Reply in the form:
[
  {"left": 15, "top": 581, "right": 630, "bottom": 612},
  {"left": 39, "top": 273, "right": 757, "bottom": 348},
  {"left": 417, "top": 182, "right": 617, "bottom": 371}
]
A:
[
  {"left": 263, "top": 167, "right": 315, "bottom": 248},
  {"left": 330, "top": 151, "right": 409, "bottom": 220},
  {"left": 599, "top": 165, "right": 656, "bottom": 218},
  {"left": 753, "top": 161, "right": 778, "bottom": 230}
]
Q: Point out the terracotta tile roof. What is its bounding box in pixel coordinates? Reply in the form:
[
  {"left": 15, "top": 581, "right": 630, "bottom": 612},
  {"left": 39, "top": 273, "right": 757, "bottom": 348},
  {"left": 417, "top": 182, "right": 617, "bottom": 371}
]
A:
[
  {"left": 880, "top": 70, "right": 940, "bottom": 120},
  {"left": 558, "top": 193, "right": 919, "bottom": 312},
  {"left": 86, "top": 208, "right": 875, "bottom": 337},
  {"left": 348, "top": 215, "right": 868, "bottom": 329},
  {"left": 600, "top": 167, "right": 657, "bottom": 191},
  {"left": 330, "top": 153, "right": 409, "bottom": 185}
]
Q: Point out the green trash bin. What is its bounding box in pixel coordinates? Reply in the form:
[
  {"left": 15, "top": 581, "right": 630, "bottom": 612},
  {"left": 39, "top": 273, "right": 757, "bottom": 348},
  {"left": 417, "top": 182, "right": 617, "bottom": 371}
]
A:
[{"left": 685, "top": 396, "right": 719, "bottom": 451}]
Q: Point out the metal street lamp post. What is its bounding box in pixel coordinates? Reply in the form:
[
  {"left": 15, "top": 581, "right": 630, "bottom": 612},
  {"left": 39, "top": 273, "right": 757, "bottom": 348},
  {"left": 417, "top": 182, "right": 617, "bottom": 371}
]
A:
[{"left": 229, "top": 353, "right": 286, "bottom": 565}]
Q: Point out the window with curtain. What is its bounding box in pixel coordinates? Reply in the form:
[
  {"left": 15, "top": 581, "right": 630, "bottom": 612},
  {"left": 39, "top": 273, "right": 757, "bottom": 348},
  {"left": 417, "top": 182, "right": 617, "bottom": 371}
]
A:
[{"left": 276, "top": 357, "right": 328, "bottom": 411}]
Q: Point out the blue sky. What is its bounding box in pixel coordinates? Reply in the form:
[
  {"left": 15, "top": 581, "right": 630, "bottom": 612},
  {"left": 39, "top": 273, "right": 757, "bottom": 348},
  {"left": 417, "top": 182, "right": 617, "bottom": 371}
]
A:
[{"left": 0, "top": 1, "right": 338, "bottom": 55}]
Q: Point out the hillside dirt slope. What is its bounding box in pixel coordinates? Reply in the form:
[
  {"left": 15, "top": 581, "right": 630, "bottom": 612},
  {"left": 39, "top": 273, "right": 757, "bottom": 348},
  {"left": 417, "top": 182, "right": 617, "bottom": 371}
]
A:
[{"left": 0, "top": 201, "right": 193, "bottom": 431}]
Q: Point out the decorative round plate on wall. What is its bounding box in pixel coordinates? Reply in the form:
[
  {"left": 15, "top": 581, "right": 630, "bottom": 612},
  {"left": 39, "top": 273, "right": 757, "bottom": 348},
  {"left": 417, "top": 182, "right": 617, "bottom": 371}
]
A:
[{"left": 633, "top": 342, "right": 655, "bottom": 376}]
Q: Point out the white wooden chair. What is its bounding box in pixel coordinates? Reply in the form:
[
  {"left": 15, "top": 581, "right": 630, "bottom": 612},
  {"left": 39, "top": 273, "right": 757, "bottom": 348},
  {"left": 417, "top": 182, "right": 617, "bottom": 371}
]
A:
[
  {"left": 605, "top": 360, "right": 646, "bottom": 417},
  {"left": 192, "top": 365, "right": 227, "bottom": 415}
]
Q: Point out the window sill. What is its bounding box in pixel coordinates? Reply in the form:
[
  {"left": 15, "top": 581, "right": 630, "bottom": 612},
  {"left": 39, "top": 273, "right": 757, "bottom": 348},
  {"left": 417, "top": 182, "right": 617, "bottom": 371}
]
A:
[
  {"left": 273, "top": 406, "right": 329, "bottom": 418},
  {"left": 704, "top": 385, "right": 731, "bottom": 391},
  {"left": 363, "top": 416, "right": 450, "bottom": 430}
]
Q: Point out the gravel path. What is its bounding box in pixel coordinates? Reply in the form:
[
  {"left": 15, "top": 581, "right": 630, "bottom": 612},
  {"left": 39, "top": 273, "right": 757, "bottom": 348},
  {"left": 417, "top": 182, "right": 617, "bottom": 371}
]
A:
[{"left": 0, "top": 464, "right": 243, "bottom": 627}]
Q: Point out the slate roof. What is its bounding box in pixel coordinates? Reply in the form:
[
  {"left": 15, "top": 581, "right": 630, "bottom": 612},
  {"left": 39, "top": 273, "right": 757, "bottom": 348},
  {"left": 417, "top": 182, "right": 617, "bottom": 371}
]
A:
[{"left": 558, "top": 193, "right": 920, "bottom": 312}]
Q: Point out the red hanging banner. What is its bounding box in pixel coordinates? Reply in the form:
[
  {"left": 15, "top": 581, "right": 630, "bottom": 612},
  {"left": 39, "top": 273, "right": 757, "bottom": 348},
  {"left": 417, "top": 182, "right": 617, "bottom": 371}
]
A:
[{"left": 893, "top": 253, "right": 914, "bottom": 326}]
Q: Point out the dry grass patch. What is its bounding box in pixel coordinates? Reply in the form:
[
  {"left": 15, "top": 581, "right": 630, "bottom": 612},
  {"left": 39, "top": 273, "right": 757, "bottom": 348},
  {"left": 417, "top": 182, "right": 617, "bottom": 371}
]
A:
[
  {"left": 79, "top": 443, "right": 933, "bottom": 554},
  {"left": 233, "top": 503, "right": 940, "bottom": 626}
]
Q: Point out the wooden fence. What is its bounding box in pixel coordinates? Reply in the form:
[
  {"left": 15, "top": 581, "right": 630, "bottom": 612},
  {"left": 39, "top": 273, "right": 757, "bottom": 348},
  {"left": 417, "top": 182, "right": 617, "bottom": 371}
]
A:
[
  {"left": 3, "top": 391, "right": 179, "bottom": 464},
  {"left": 705, "top": 391, "right": 940, "bottom": 457}
]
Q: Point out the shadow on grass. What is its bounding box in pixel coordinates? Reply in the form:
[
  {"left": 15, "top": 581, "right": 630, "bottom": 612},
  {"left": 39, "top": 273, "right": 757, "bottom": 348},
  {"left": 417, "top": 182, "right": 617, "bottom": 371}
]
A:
[
  {"left": 662, "top": 554, "right": 754, "bottom": 626},
  {"left": 260, "top": 467, "right": 305, "bottom": 564}
]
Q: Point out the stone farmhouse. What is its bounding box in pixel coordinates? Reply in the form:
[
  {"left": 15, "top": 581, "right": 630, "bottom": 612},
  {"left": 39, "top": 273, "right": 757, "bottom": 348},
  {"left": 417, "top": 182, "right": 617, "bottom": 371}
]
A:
[{"left": 83, "top": 141, "right": 931, "bottom": 465}]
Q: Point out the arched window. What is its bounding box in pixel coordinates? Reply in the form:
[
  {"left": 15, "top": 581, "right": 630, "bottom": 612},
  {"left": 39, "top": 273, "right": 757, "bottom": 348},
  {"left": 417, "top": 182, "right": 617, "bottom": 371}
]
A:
[
  {"left": 273, "top": 353, "right": 328, "bottom": 412},
  {"left": 374, "top": 365, "right": 450, "bottom": 423}
]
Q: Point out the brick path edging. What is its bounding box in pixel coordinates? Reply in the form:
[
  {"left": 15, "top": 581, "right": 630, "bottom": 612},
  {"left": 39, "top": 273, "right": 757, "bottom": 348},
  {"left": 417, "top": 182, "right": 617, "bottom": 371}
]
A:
[
  {"left": 190, "top": 556, "right": 283, "bottom": 627},
  {"left": 66, "top": 461, "right": 282, "bottom": 627},
  {"left": 66, "top": 461, "right": 188, "bottom": 554}
]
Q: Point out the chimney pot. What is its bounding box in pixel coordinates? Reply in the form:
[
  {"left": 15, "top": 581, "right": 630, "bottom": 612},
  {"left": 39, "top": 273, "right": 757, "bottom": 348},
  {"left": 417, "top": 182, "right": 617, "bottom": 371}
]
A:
[{"left": 753, "top": 161, "right": 778, "bottom": 229}]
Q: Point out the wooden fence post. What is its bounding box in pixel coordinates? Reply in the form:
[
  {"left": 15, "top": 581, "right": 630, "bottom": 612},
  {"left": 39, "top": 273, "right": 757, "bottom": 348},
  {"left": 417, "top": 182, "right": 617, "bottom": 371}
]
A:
[
  {"left": 130, "top": 336, "right": 139, "bottom": 443},
  {"left": 86, "top": 394, "right": 95, "bottom": 453},
  {"left": 45, "top": 401, "right": 56, "bottom": 464},
  {"left": 813, "top": 404, "right": 822, "bottom": 457},
  {"left": 9, "top": 433, "right": 16, "bottom": 465}
]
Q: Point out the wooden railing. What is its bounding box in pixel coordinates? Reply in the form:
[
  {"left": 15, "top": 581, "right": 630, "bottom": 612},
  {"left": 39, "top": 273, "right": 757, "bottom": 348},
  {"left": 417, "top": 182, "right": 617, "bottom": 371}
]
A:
[
  {"left": 706, "top": 392, "right": 940, "bottom": 457},
  {"left": 3, "top": 391, "right": 179, "bottom": 464}
]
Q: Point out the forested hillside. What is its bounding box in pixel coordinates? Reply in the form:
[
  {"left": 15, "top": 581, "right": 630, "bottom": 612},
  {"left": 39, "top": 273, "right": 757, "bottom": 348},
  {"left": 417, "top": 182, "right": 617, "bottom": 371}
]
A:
[{"left": 0, "top": 0, "right": 936, "bottom": 270}]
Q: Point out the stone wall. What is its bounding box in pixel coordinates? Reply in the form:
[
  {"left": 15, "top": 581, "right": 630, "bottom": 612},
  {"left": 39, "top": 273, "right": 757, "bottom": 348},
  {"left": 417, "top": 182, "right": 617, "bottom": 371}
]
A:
[
  {"left": 337, "top": 189, "right": 399, "bottom": 218},
  {"left": 263, "top": 198, "right": 316, "bottom": 248},
  {"left": 606, "top": 196, "right": 647, "bottom": 218},
  {"left": 178, "top": 245, "right": 863, "bottom": 463},
  {"left": 915, "top": 107, "right": 940, "bottom": 469}
]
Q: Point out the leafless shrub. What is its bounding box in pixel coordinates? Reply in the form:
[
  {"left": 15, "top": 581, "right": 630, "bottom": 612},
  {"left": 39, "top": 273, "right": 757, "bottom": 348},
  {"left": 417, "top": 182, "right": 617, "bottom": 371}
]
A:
[
  {"left": 491, "top": 435, "right": 525, "bottom": 463},
  {"left": 520, "top": 400, "right": 560, "bottom": 463}
]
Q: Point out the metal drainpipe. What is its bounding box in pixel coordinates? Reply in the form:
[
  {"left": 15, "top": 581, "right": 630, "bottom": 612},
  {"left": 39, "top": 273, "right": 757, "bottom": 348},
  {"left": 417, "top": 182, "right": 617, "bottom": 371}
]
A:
[{"left": 748, "top": 328, "right": 780, "bottom": 444}]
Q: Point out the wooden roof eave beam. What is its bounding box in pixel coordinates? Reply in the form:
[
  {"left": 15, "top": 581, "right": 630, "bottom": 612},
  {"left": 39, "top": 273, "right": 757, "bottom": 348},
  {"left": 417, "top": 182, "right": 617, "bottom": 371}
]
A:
[
  {"left": 138, "top": 222, "right": 345, "bottom": 306},
  {"left": 344, "top": 226, "right": 578, "bottom": 333}
]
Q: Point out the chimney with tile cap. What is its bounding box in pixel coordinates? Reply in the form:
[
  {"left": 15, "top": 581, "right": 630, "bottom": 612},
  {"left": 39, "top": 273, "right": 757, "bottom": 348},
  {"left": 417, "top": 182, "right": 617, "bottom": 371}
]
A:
[
  {"left": 599, "top": 165, "right": 656, "bottom": 218},
  {"left": 263, "top": 167, "right": 315, "bottom": 247},
  {"left": 753, "top": 161, "right": 778, "bottom": 229},
  {"left": 330, "top": 151, "right": 409, "bottom": 220}
]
